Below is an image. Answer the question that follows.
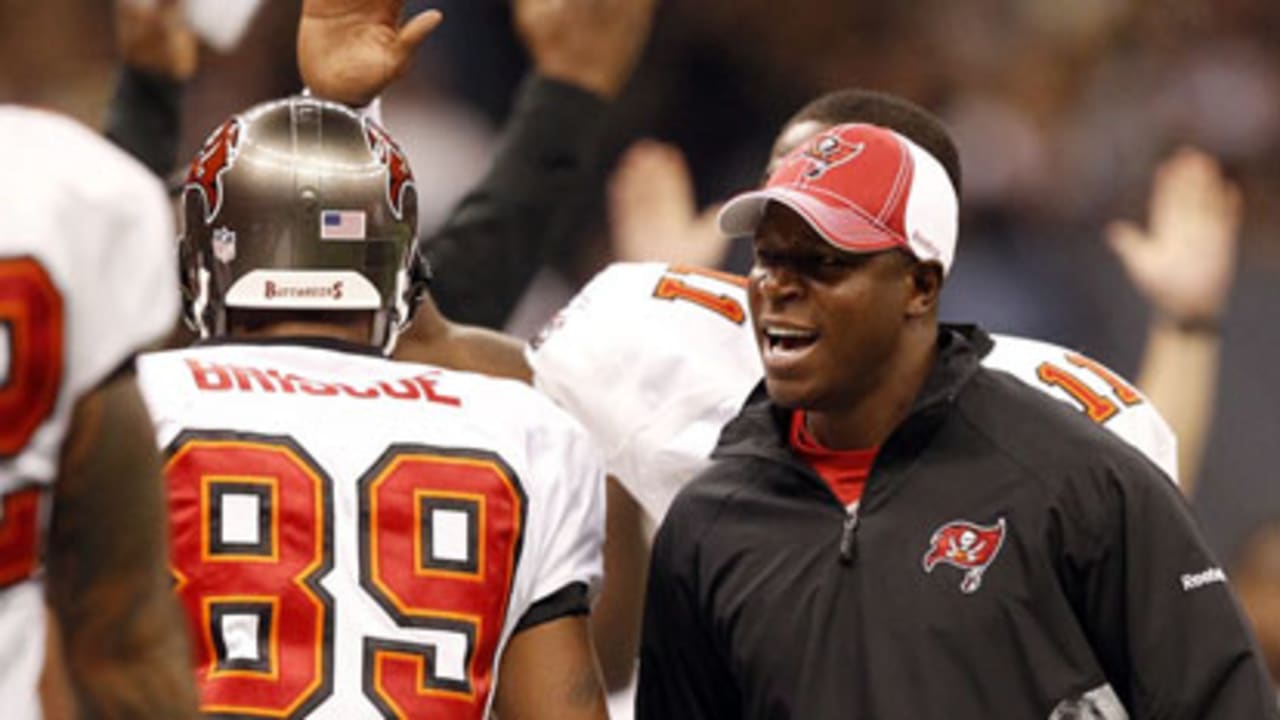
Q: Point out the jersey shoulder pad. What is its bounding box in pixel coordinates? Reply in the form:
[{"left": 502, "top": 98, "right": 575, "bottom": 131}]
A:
[{"left": 984, "top": 333, "right": 1179, "bottom": 483}]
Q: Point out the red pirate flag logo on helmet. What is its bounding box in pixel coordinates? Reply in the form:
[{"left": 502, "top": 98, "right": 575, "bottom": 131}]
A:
[
  {"left": 363, "top": 118, "right": 415, "bottom": 221},
  {"left": 800, "top": 133, "right": 865, "bottom": 180},
  {"left": 922, "top": 517, "right": 1007, "bottom": 594},
  {"left": 185, "top": 117, "right": 242, "bottom": 222}
]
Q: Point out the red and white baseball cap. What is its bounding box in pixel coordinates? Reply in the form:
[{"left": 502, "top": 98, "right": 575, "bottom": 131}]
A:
[{"left": 718, "top": 123, "right": 959, "bottom": 274}]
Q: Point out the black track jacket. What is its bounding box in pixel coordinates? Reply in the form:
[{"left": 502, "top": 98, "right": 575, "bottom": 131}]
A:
[{"left": 638, "top": 325, "right": 1275, "bottom": 719}]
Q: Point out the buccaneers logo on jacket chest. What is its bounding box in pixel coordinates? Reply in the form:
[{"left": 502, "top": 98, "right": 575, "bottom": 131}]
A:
[{"left": 922, "top": 517, "right": 1007, "bottom": 594}]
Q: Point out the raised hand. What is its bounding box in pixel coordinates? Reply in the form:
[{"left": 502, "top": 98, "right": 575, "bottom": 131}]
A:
[
  {"left": 608, "top": 140, "right": 730, "bottom": 267},
  {"left": 115, "top": 0, "right": 199, "bottom": 80},
  {"left": 514, "top": 0, "right": 659, "bottom": 98},
  {"left": 297, "top": 0, "right": 443, "bottom": 107},
  {"left": 1107, "top": 148, "right": 1243, "bottom": 326}
]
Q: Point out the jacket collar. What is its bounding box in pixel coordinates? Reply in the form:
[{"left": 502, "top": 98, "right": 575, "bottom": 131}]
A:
[{"left": 713, "top": 323, "right": 991, "bottom": 468}]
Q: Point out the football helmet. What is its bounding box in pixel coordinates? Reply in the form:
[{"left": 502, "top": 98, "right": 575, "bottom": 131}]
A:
[{"left": 178, "top": 95, "right": 423, "bottom": 353}]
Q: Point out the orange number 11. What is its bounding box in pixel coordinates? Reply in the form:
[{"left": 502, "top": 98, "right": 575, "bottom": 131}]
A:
[{"left": 1036, "top": 352, "right": 1143, "bottom": 424}]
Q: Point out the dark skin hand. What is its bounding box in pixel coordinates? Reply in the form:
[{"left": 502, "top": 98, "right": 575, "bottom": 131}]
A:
[
  {"left": 514, "top": 0, "right": 658, "bottom": 99},
  {"left": 299, "top": 0, "right": 658, "bottom": 108},
  {"left": 45, "top": 370, "right": 199, "bottom": 720},
  {"left": 114, "top": 0, "right": 198, "bottom": 80},
  {"left": 298, "top": 0, "right": 444, "bottom": 107}
]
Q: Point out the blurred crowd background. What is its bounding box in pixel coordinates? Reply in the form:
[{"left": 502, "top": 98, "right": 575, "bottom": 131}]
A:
[{"left": 2, "top": 0, "right": 1277, "bottom": 562}]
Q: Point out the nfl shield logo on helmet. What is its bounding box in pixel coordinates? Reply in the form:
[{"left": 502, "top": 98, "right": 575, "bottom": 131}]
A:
[
  {"left": 922, "top": 517, "right": 1007, "bottom": 594},
  {"left": 211, "top": 227, "right": 236, "bottom": 264}
]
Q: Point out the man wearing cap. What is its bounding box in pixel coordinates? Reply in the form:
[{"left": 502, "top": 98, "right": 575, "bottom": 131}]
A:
[{"left": 635, "top": 120, "right": 1276, "bottom": 718}]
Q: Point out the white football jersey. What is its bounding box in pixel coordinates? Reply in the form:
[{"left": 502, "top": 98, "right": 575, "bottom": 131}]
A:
[
  {"left": 528, "top": 262, "right": 1179, "bottom": 526},
  {"left": 980, "top": 333, "right": 1178, "bottom": 480},
  {"left": 137, "top": 342, "right": 604, "bottom": 719},
  {"left": 0, "top": 107, "right": 177, "bottom": 719}
]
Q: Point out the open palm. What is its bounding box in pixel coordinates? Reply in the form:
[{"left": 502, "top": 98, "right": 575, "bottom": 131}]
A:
[
  {"left": 298, "top": 0, "right": 442, "bottom": 106},
  {"left": 1107, "top": 148, "right": 1242, "bottom": 325},
  {"left": 608, "top": 140, "right": 730, "bottom": 268}
]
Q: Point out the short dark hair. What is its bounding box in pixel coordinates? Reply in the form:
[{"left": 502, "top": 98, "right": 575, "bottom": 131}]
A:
[{"left": 786, "top": 89, "right": 962, "bottom": 197}]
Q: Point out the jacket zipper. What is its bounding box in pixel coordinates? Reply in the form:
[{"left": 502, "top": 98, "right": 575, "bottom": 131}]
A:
[{"left": 839, "top": 506, "right": 859, "bottom": 564}]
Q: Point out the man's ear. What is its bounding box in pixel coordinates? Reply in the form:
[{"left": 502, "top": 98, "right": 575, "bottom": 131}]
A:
[{"left": 905, "top": 261, "right": 943, "bottom": 318}]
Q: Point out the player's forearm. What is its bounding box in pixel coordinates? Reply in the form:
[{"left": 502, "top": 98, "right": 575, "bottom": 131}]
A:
[
  {"left": 592, "top": 478, "right": 649, "bottom": 691},
  {"left": 55, "top": 581, "right": 198, "bottom": 720},
  {"left": 423, "top": 74, "right": 609, "bottom": 328},
  {"left": 48, "top": 374, "right": 199, "bottom": 719},
  {"left": 103, "top": 65, "right": 185, "bottom": 179},
  {"left": 494, "top": 615, "right": 608, "bottom": 720},
  {"left": 1135, "top": 316, "right": 1221, "bottom": 495}
]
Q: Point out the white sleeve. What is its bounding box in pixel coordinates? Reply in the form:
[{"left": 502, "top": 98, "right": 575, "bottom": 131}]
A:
[
  {"left": 67, "top": 158, "right": 178, "bottom": 390},
  {"left": 524, "top": 407, "right": 606, "bottom": 605},
  {"left": 527, "top": 262, "right": 762, "bottom": 523},
  {"left": 526, "top": 264, "right": 648, "bottom": 465}
]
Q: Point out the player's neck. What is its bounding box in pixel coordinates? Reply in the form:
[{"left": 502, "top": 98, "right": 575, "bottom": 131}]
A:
[
  {"left": 232, "top": 320, "right": 373, "bottom": 346},
  {"left": 804, "top": 331, "right": 936, "bottom": 450}
]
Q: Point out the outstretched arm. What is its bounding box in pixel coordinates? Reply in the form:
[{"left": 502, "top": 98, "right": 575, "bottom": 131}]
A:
[
  {"left": 104, "top": 0, "right": 198, "bottom": 177},
  {"left": 1107, "top": 147, "right": 1242, "bottom": 496},
  {"left": 46, "top": 370, "right": 198, "bottom": 719},
  {"left": 514, "top": 0, "right": 656, "bottom": 101},
  {"left": 420, "top": 0, "right": 659, "bottom": 328},
  {"left": 299, "top": 0, "right": 657, "bottom": 328},
  {"left": 591, "top": 477, "right": 651, "bottom": 692}
]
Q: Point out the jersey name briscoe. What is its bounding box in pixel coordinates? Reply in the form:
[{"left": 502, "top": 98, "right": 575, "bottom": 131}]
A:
[{"left": 137, "top": 343, "right": 604, "bottom": 719}]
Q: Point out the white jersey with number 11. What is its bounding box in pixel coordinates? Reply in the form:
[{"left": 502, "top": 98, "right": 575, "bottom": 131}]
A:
[{"left": 528, "top": 262, "right": 1178, "bottom": 525}]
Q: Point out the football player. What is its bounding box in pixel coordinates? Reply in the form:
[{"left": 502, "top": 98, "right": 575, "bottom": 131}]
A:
[
  {"left": 288, "top": 5, "right": 1194, "bottom": 713},
  {"left": 137, "top": 97, "right": 608, "bottom": 719},
  {"left": 0, "top": 107, "right": 197, "bottom": 718},
  {"left": 528, "top": 260, "right": 1179, "bottom": 524}
]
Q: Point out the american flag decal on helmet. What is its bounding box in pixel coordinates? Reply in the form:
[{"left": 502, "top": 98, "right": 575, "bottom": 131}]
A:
[{"left": 922, "top": 517, "right": 1007, "bottom": 594}]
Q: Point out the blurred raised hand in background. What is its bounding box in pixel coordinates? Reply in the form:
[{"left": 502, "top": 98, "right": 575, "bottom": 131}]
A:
[
  {"left": 1111, "top": 148, "right": 1243, "bottom": 496},
  {"left": 115, "top": 0, "right": 199, "bottom": 81},
  {"left": 514, "top": 0, "right": 657, "bottom": 100},
  {"left": 1109, "top": 148, "right": 1242, "bottom": 331},
  {"left": 608, "top": 140, "right": 730, "bottom": 268}
]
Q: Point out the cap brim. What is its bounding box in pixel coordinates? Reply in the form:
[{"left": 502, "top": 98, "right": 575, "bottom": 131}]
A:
[{"left": 717, "top": 187, "right": 904, "bottom": 254}]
